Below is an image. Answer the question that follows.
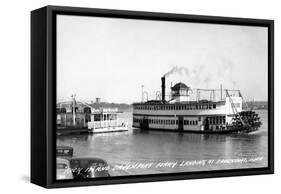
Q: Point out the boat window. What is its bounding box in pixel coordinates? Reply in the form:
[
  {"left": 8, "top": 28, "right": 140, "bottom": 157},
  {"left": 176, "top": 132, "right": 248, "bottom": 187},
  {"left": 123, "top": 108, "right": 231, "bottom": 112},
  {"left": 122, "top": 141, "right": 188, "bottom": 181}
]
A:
[
  {"left": 94, "top": 114, "right": 101, "bottom": 121},
  {"left": 213, "top": 104, "right": 216, "bottom": 109}
]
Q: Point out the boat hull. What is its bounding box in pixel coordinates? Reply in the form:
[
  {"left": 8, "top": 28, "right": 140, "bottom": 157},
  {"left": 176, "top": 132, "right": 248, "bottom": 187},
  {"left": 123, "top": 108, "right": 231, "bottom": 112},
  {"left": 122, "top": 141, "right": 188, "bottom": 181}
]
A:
[
  {"left": 57, "top": 127, "right": 90, "bottom": 136},
  {"left": 135, "top": 125, "right": 259, "bottom": 134},
  {"left": 57, "top": 126, "right": 128, "bottom": 135},
  {"left": 89, "top": 126, "right": 128, "bottom": 134}
]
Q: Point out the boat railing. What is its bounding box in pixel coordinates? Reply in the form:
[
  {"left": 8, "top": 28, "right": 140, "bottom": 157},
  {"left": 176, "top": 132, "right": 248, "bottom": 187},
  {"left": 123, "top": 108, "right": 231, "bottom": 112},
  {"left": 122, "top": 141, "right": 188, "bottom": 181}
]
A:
[{"left": 88, "top": 120, "right": 127, "bottom": 129}]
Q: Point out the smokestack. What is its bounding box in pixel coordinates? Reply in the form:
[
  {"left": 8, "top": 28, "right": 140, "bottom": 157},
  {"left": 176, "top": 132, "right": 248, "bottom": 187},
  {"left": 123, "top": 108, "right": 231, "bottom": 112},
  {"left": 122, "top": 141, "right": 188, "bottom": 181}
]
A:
[{"left": 161, "top": 76, "right": 165, "bottom": 102}]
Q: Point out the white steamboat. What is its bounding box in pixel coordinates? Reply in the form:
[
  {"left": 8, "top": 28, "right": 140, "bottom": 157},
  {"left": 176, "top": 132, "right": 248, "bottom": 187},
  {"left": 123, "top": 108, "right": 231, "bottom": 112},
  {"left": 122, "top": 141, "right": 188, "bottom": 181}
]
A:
[{"left": 132, "top": 77, "right": 261, "bottom": 133}]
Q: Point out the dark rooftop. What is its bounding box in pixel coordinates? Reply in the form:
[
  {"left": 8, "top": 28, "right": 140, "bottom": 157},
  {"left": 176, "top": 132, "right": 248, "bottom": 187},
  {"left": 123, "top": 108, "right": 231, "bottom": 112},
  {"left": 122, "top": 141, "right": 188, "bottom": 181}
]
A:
[{"left": 171, "top": 82, "right": 190, "bottom": 90}]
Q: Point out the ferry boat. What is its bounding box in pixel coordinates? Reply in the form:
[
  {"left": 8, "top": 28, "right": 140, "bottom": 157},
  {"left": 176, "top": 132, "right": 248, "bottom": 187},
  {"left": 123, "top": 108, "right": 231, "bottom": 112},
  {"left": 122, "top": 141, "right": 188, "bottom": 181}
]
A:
[
  {"left": 57, "top": 95, "right": 128, "bottom": 135},
  {"left": 132, "top": 77, "right": 262, "bottom": 133}
]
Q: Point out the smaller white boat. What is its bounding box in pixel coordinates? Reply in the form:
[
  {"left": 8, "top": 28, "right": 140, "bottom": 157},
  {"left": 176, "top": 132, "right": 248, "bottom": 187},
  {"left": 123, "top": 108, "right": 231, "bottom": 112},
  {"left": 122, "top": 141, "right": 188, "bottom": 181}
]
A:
[
  {"left": 87, "top": 108, "right": 128, "bottom": 134},
  {"left": 57, "top": 95, "right": 128, "bottom": 135}
]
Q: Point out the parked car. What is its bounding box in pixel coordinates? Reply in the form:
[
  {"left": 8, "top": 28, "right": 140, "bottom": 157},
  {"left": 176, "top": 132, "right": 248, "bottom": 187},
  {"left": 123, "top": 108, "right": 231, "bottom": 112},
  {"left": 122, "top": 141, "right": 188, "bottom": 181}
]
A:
[
  {"left": 56, "top": 158, "right": 73, "bottom": 180},
  {"left": 70, "top": 157, "right": 110, "bottom": 179},
  {"left": 56, "top": 146, "right": 74, "bottom": 160}
]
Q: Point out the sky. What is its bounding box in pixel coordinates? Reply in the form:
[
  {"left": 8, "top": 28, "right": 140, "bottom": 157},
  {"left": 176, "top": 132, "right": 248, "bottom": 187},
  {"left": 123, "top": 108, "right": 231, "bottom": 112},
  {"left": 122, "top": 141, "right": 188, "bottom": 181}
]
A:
[{"left": 57, "top": 15, "right": 268, "bottom": 103}]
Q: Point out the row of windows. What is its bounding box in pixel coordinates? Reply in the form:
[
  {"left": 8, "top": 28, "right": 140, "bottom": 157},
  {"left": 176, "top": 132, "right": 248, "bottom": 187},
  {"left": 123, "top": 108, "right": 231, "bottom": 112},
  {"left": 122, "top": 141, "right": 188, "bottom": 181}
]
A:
[
  {"left": 133, "top": 116, "right": 226, "bottom": 126},
  {"left": 206, "top": 116, "right": 226, "bottom": 125},
  {"left": 184, "top": 120, "right": 198, "bottom": 125},
  {"left": 92, "top": 114, "right": 117, "bottom": 121},
  {"left": 149, "top": 119, "right": 178, "bottom": 125},
  {"left": 134, "top": 104, "right": 217, "bottom": 111},
  {"left": 133, "top": 118, "right": 199, "bottom": 126}
]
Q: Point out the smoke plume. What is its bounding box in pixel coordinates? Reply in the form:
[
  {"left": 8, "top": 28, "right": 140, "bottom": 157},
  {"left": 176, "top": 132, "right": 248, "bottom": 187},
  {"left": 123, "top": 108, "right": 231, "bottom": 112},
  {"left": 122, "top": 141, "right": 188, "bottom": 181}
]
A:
[
  {"left": 163, "top": 66, "right": 190, "bottom": 78},
  {"left": 163, "top": 56, "right": 233, "bottom": 88}
]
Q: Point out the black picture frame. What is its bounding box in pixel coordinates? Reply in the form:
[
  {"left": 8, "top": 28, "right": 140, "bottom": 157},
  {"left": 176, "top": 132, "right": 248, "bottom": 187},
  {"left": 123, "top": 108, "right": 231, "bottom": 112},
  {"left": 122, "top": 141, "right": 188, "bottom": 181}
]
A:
[{"left": 31, "top": 5, "right": 274, "bottom": 188}]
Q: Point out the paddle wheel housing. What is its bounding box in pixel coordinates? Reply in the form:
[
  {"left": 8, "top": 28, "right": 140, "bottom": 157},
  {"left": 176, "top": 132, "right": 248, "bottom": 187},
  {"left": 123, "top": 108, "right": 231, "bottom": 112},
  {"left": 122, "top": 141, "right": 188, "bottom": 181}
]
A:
[{"left": 231, "top": 110, "right": 262, "bottom": 132}]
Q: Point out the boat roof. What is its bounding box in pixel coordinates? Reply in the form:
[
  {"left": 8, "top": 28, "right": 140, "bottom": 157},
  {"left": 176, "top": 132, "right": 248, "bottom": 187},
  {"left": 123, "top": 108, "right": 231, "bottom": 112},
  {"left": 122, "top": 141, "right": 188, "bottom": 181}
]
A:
[
  {"left": 171, "top": 82, "right": 190, "bottom": 90},
  {"left": 57, "top": 157, "right": 70, "bottom": 163},
  {"left": 133, "top": 100, "right": 225, "bottom": 106}
]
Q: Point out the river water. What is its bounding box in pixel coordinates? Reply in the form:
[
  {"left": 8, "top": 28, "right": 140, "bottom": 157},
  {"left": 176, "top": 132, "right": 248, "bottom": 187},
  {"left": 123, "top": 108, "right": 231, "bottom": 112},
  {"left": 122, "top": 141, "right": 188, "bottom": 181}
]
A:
[{"left": 57, "top": 109, "right": 268, "bottom": 176}]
